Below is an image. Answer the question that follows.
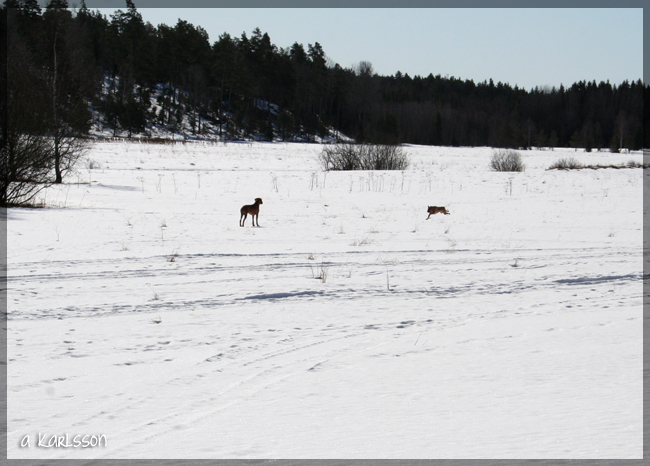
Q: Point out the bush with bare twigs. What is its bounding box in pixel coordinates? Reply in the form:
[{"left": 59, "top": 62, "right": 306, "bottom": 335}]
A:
[
  {"left": 490, "top": 149, "right": 525, "bottom": 172},
  {"left": 319, "top": 143, "right": 409, "bottom": 171},
  {"left": 549, "top": 157, "right": 583, "bottom": 170}
]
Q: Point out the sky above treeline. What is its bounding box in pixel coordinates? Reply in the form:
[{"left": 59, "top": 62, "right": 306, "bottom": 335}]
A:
[{"left": 93, "top": 7, "right": 643, "bottom": 91}]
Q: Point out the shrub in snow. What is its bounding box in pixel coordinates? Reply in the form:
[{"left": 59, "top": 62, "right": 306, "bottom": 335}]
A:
[
  {"left": 549, "top": 157, "right": 583, "bottom": 170},
  {"left": 490, "top": 149, "right": 525, "bottom": 172},
  {"left": 319, "top": 143, "right": 409, "bottom": 171}
]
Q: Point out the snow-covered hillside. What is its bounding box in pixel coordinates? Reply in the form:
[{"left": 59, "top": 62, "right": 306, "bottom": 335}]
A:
[
  {"left": 6, "top": 141, "right": 645, "bottom": 459},
  {"left": 89, "top": 78, "right": 340, "bottom": 144}
]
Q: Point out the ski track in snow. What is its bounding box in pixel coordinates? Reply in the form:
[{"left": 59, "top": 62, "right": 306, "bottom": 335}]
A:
[
  {"left": 8, "top": 248, "right": 641, "bottom": 318},
  {"left": 6, "top": 142, "right": 645, "bottom": 459}
]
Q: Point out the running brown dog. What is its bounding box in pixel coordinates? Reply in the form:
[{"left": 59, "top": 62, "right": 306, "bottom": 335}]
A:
[{"left": 426, "top": 206, "right": 450, "bottom": 219}]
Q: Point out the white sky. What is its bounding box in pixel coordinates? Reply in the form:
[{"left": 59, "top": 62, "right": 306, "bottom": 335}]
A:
[{"left": 97, "top": 8, "right": 643, "bottom": 91}]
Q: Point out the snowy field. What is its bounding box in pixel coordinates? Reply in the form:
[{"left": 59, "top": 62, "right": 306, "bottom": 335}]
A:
[{"left": 6, "top": 141, "right": 646, "bottom": 459}]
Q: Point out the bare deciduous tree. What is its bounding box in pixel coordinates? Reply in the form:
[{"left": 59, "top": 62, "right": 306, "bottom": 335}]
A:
[{"left": 2, "top": 9, "right": 53, "bottom": 206}]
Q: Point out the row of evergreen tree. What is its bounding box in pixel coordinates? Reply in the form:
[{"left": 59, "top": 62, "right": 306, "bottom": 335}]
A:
[{"left": 4, "top": 0, "right": 646, "bottom": 151}]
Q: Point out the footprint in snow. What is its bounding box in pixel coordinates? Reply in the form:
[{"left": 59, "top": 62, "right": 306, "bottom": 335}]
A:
[{"left": 397, "top": 320, "right": 415, "bottom": 328}]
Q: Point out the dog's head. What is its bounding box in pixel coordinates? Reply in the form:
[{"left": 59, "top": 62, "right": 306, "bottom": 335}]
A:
[{"left": 255, "top": 198, "right": 263, "bottom": 204}]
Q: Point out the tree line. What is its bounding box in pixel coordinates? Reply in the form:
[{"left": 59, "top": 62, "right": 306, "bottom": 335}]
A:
[{"left": 1, "top": 0, "right": 646, "bottom": 203}]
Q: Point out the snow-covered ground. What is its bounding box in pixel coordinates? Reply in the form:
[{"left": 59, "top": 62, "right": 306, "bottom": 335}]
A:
[{"left": 6, "top": 141, "right": 645, "bottom": 459}]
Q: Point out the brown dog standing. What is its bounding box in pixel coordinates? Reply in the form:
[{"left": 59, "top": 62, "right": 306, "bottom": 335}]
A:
[{"left": 240, "top": 198, "right": 263, "bottom": 227}]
